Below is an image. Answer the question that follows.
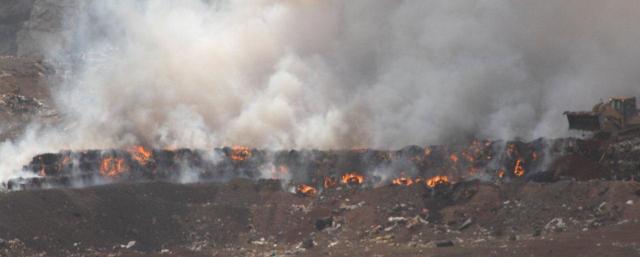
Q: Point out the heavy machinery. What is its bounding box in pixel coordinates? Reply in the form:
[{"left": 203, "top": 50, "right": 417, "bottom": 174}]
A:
[{"left": 565, "top": 96, "right": 640, "bottom": 138}]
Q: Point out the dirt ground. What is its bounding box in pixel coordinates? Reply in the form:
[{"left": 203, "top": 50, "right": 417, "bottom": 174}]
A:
[{"left": 0, "top": 180, "right": 638, "bottom": 257}]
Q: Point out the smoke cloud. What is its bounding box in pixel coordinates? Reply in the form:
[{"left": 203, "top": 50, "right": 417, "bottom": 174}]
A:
[{"left": 2, "top": 0, "right": 640, "bottom": 181}]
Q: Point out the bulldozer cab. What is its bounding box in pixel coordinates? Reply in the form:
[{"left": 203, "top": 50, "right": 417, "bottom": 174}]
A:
[{"left": 609, "top": 97, "right": 637, "bottom": 120}]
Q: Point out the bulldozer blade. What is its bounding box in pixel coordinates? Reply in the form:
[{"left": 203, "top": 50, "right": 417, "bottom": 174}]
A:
[{"left": 565, "top": 112, "right": 600, "bottom": 131}]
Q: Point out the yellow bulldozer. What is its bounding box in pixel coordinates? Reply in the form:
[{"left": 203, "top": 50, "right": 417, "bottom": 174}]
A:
[{"left": 565, "top": 96, "right": 640, "bottom": 138}]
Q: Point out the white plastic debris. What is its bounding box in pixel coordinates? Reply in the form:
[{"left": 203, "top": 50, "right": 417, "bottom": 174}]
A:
[{"left": 124, "top": 241, "right": 136, "bottom": 249}]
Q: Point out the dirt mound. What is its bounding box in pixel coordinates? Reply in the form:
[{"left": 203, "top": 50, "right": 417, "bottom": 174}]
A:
[{"left": 550, "top": 154, "right": 610, "bottom": 180}]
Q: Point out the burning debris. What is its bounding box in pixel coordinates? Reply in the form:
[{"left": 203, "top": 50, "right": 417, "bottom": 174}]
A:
[
  {"left": 6, "top": 134, "right": 640, "bottom": 192},
  {"left": 513, "top": 159, "right": 525, "bottom": 177},
  {"left": 323, "top": 176, "right": 338, "bottom": 189},
  {"left": 99, "top": 157, "right": 127, "bottom": 177},
  {"left": 128, "top": 146, "right": 152, "bottom": 166},
  {"left": 295, "top": 184, "right": 318, "bottom": 197},
  {"left": 425, "top": 175, "right": 450, "bottom": 188},
  {"left": 230, "top": 146, "right": 252, "bottom": 162},
  {"left": 391, "top": 177, "right": 415, "bottom": 186},
  {"left": 341, "top": 172, "right": 365, "bottom": 186}
]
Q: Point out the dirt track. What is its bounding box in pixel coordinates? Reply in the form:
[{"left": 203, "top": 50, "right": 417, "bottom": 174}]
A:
[{"left": 0, "top": 179, "right": 638, "bottom": 257}]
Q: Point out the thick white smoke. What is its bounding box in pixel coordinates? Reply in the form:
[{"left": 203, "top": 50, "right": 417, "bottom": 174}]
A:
[{"left": 2, "top": 0, "right": 640, "bottom": 181}]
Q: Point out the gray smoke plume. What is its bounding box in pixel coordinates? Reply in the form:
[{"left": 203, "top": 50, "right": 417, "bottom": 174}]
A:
[{"left": 2, "top": 0, "right": 640, "bottom": 181}]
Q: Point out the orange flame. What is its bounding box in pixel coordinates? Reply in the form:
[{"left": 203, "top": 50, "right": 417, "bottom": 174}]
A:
[
  {"left": 128, "top": 146, "right": 152, "bottom": 165},
  {"left": 449, "top": 153, "right": 459, "bottom": 163},
  {"left": 341, "top": 172, "right": 365, "bottom": 185},
  {"left": 426, "top": 175, "right": 450, "bottom": 188},
  {"left": 100, "top": 157, "right": 127, "bottom": 177},
  {"left": 296, "top": 184, "right": 318, "bottom": 197},
  {"left": 324, "top": 176, "right": 338, "bottom": 188},
  {"left": 497, "top": 168, "right": 505, "bottom": 178},
  {"left": 392, "top": 177, "right": 414, "bottom": 186},
  {"left": 513, "top": 159, "right": 525, "bottom": 177},
  {"left": 230, "top": 146, "right": 251, "bottom": 161}
]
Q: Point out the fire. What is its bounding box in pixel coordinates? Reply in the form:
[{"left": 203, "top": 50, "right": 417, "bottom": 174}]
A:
[
  {"left": 100, "top": 157, "right": 127, "bottom": 177},
  {"left": 230, "top": 146, "right": 251, "bottom": 161},
  {"left": 513, "top": 159, "right": 525, "bottom": 177},
  {"left": 324, "top": 176, "right": 338, "bottom": 188},
  {"left": 426, "top": 175, "right": 450, "bottom": 188},
  {"left": 296, "top": 184, "right": 318, "bottom": 197},
  {"left": 392, "top": 177, "right": 414, "bottom": 186},
  {"left": 498, "top": 168, "right": 505, "bottom": 178},
  {"left": 128, "top": 146, "right": 152, "bottom": 165},
  {"left": 449, "top": 153, "right": 459, "bottom": 163},
  {"left": 341, "top": 172, "right": 365, "bottom": 185}
]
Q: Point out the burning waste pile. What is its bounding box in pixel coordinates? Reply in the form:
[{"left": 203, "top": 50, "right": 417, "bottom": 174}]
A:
[{"left": 4, "top": 139, "right": 559, "bottom": 191}]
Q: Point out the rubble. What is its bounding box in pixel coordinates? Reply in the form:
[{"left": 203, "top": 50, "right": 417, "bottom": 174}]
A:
[{"left": 545, "top": 218, "right": 567, "bottom": 232}]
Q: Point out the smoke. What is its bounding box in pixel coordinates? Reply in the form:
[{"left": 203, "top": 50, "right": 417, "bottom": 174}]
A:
[{"left": 2, "top": 0, "right": 640, "bottom": 181}]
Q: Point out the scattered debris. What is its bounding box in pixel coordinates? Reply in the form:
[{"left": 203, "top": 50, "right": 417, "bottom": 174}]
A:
[
  {"left": 123, "top": 241, "right": 136, "bottom": 249},
  {"left": 406, "top": 215, "right": 429, "bottom": 229},
  {"left": 545, "top": 218, "right": 567, "bottom": 232},
  {"left": 458, "top": 218, "right": 473, "bottom": 231},
  {"left": 339, "top": 201, "right": 365, "bottom": 211},
  {"left": 251, "top": 238, "right": 267, "bottom": 245}
]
